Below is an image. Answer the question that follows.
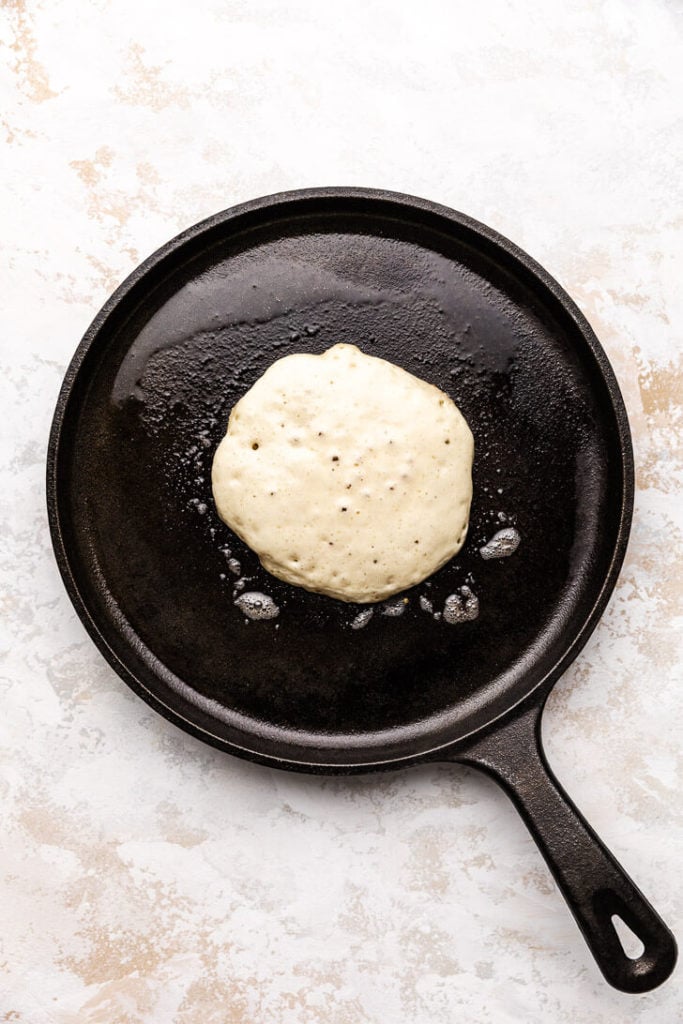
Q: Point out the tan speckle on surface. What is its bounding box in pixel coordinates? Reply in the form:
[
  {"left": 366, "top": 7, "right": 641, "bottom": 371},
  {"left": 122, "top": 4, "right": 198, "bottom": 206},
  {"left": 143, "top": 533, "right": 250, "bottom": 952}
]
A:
[
  {"left": 114, "top": 42, "right": 192, "bottom": 111},
  {"left": 69, "top": 146, "right": 115, "bottom": 188},
  {"left": 3, "top": 0, "right": 58, "bottom": 103},
  {"left": 2, "top": 1, "right": 682, "bottom": 1021}
]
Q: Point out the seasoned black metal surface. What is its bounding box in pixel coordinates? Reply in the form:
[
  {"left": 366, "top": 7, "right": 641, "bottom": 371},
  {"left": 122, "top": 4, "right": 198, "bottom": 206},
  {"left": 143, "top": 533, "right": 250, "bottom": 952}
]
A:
[{"left": 48, "top": 189, "right": 631, "bottom": 769}]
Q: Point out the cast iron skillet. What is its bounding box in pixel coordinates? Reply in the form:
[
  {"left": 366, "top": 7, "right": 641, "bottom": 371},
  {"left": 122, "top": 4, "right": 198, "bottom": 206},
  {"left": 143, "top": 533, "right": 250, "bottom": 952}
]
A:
[{"left": 47, "top": 188, "right": 676, "bottom": 992}]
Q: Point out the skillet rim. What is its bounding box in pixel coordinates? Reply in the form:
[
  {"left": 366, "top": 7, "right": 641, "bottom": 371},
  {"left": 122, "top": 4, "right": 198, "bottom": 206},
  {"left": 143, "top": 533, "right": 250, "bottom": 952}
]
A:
[{"left": 46, "top": 186, "right": 634, "bottom": 773}]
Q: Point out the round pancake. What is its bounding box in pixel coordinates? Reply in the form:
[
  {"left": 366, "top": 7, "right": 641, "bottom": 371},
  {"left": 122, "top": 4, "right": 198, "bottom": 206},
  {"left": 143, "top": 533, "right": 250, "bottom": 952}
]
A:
[{"left": 211, "top": 343, "right": 474, "bottom": 603}]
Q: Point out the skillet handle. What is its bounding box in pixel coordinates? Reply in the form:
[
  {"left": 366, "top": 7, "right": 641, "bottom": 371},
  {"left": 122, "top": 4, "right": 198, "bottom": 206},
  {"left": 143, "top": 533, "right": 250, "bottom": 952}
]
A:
[{"left": 456, "top": 700, "right": 677, "bottom": 992}]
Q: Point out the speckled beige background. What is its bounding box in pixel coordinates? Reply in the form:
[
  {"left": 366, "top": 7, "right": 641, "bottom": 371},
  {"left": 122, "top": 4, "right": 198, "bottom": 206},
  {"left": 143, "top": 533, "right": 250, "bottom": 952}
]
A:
[{"left": 1, "top": 1, "right": 682, "bottom": 1021}]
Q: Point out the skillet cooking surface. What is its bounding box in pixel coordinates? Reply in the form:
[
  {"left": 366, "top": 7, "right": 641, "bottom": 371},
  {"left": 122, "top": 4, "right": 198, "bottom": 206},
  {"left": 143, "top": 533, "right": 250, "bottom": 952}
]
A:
[{"left": 49, "top": 189, "right": 630, "bottom": 768}]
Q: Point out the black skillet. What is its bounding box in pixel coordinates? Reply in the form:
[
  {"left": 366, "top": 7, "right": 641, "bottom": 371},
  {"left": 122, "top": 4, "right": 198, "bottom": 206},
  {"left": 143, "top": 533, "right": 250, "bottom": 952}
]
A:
[{"left": 47, "top": 188, "right": 677, "bottom": 992}]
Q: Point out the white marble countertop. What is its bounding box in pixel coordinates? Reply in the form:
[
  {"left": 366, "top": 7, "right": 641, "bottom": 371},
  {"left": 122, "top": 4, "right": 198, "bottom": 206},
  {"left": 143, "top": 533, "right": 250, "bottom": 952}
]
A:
[{"left": 2, "top": 1, "right": 681, "bottom": 1020}]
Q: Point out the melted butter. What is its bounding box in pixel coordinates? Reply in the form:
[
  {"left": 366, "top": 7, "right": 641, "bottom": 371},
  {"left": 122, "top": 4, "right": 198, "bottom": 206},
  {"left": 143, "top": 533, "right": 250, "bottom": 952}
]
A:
[
  {"left": 480, "top": 527, "right": 521, "bottom": 560},
  {"left": 234, "top": 591, "right": 280, "bottom": 621},
  {"left": 442, "top": 585, "right": 479, "bottom": 624}
]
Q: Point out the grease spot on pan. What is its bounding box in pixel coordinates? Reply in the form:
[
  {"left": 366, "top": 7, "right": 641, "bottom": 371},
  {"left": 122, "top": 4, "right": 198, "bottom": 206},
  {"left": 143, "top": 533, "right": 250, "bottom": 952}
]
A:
[
  {"left": 234, "top": 592, "right": 280, "bottom": 621},
  {"left": 442, "top": 586, "right": 479, "bottom": 624},
  {"left": 480, "top": 528, "right": 521, "bottom": 560},
  {"left": 350, "top": 608, "right": 374, "bottom": 630}
]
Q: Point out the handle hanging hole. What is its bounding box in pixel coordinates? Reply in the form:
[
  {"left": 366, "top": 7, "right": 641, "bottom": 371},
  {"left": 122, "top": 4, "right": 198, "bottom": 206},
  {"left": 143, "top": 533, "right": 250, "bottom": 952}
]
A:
[{"left": 611, "top": 914, "right": 646, "bottom": 960}]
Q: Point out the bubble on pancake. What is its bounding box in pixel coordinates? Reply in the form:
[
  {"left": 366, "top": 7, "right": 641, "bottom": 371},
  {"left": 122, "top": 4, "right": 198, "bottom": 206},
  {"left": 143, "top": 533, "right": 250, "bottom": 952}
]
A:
[
  {"left": 480, "top": 527, "right": 521, "bottom": 560},
  {"left": 234, "top": 592, "right": 280, "bottom": 621}
]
